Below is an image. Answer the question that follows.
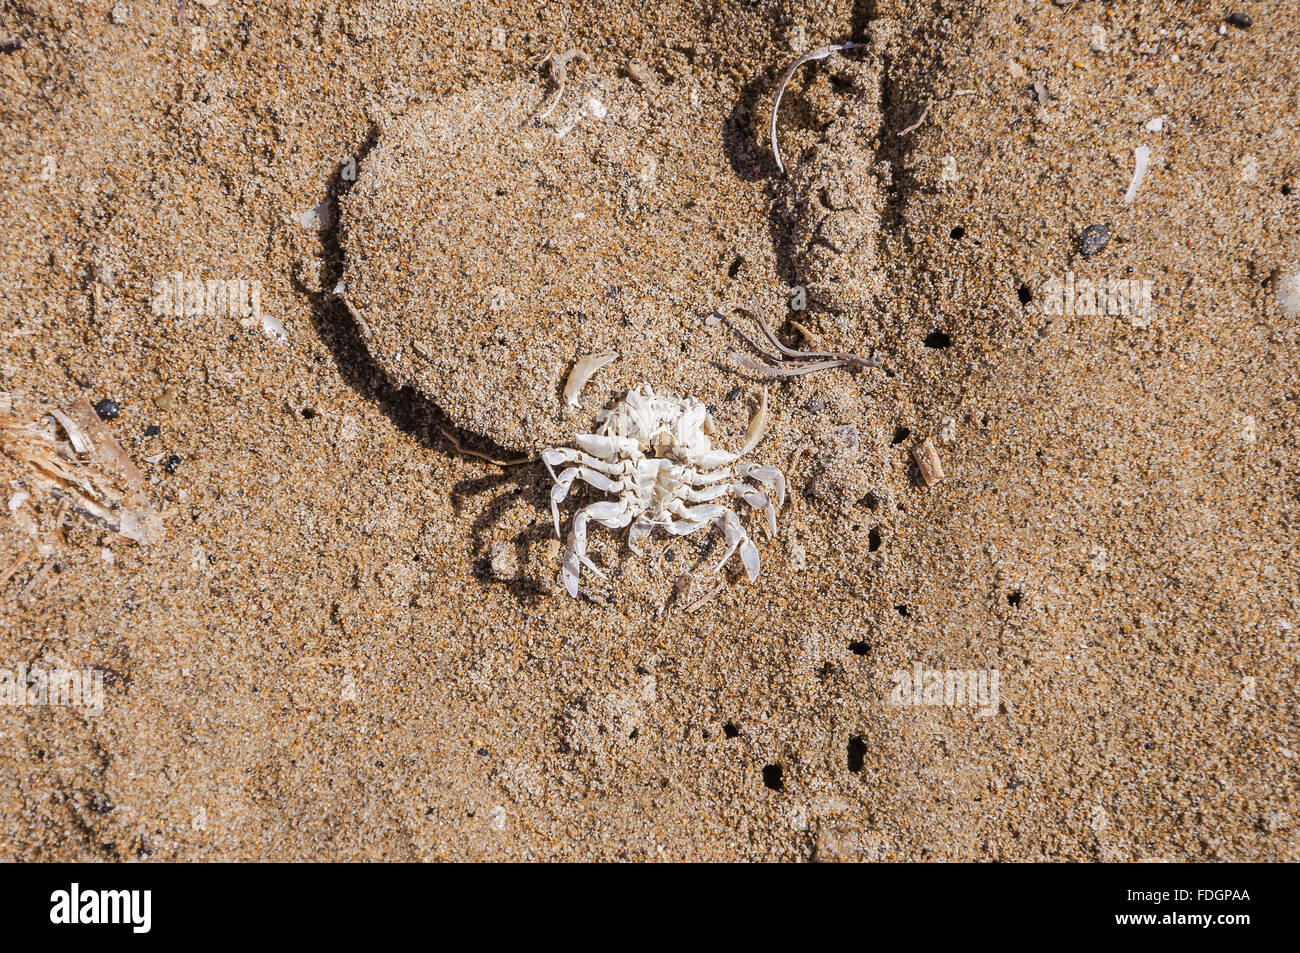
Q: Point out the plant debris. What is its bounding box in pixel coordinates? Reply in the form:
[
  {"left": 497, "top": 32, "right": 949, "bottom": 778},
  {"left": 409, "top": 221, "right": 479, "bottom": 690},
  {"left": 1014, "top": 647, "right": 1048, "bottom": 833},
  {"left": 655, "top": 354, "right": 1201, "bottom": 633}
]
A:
[
  {"left": 1, "top": 396, "right": 164, "bottom": 545},
  {"left": 438, "top": 426, "right": 532, "bottom": 467},
  {"left": 532, "top": 48, "right": 590, "bottom": 120},
  {"left": 911, "top": 437, "right": 945, "bottom": 487},
  {"left": 769, "top": 41, "right": 857, "bottom": 174},
  {"left": 709, "top": 303, "right": 881, "bottom": 377}
]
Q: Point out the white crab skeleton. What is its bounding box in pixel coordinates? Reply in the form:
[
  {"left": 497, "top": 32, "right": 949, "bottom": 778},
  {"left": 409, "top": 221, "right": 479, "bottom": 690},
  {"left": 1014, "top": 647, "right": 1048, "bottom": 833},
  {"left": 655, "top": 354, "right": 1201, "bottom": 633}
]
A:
[{"left": 543, "top": 383, "right": 786, "bottom": 597}]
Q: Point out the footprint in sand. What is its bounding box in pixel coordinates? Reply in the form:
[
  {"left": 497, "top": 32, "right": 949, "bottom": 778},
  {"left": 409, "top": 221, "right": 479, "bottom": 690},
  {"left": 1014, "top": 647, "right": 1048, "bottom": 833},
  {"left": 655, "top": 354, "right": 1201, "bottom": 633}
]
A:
[
  {"left": 341, "top": 27, "right": 898, "bottom": 455},
  {"left": 340, "top": 61, "right": 774, "bottom": 455}
]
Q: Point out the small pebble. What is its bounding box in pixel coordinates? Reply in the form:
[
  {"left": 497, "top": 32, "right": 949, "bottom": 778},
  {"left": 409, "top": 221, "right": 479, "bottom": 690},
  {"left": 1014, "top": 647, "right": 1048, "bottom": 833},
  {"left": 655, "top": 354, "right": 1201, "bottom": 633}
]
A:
[
  {"left": 93, "top": 398, "right": 120, "bottom": 420},
  {"left": 488, "top": 543, "right": 516, "bottom": 580},
  {"left": 1078, "top": 223, "right": 1111, "bottom": 258},
  {"left": 144, "top": 424, "right": 161, "bottom": 437},
  {"left": 163, "top": 454, "right": 182, "bottom": 474},
  {"left": 1225, "top": 12, "right": 1253, "bottom": 29},
  {"left": 1275, "top": 269, "right": 1300, "bottom": 316},
  {"left": 626, "top": 61, "right": 653, "bottom": 85}
]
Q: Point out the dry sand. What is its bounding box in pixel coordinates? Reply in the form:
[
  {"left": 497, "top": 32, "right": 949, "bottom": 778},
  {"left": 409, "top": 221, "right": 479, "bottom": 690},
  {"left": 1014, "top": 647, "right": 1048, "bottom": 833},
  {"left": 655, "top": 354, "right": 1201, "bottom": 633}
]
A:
[{"left": 0, "top": 0, "right": 1296, "bottom": 861}]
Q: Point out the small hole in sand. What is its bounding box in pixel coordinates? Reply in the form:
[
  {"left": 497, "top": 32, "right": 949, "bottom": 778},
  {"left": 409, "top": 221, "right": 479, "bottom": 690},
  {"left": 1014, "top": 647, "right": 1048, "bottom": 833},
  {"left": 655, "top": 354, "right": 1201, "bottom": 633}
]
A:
[
  {"left": 847, "top": 735, "right": 867, "bottom": 772},
  {"left": 950, "top": 226, "right": 965, "bottom": 239},
  {"left": 1008, "top": 590, "right": 1023, "bottom": 608},
  {"left": 727, "top": 256, "right": 744, "bottom": 279},
  {"left": 1018, "top": 283, "right": 1032, "bottom": 305},
  {"left": 892, "top": 426, "right": 911, "bottom": 445},
  {"left": 762, "top": 764, "right": 784, "bottom": 791},
  {"left": 895, "top": 604, "right": 910, "bottom": 617},
  {"left": 868, "top": 527, "right": 882, "bottom": 552},
  {"left": 924, "top": 329, "right": 952, "bottom": 348},
  {"left": 848, "top": 640, "right": 871, "bottom": 656},
  {"left": 723, "top": 722, "right": 740, "bottom": 739}
]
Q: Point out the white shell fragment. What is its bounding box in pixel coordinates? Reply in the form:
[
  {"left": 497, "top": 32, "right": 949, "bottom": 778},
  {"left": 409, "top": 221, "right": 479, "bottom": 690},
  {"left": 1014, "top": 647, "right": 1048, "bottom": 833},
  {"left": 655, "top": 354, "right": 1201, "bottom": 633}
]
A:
[
  {"left": 1125, "top": 146, "right": 1150, "bottom": 203},
  {"left": 260, "top": 314, "right": 288, "bottom": 342},
  {"left": 1276, "top": 269, "right": 1300, "bottom": 316},
  {"left": 49, "top": 408, "right": 94, "bottom": 456},
  {"left": 563, "top": 352, "right": 618, "bottom": 408}
]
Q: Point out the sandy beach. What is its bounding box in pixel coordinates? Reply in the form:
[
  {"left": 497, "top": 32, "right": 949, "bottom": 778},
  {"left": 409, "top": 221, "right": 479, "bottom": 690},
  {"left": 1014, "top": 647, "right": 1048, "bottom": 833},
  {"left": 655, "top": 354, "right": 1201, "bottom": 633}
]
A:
[{"left": 0, "top": 0, "right": 1296, "bottom": 861}]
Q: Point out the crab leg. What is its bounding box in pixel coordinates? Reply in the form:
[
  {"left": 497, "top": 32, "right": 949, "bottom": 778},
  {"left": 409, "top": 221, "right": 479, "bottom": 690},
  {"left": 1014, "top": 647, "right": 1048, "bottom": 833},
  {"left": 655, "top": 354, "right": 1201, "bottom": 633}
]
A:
[
  {"left": 737, "top": 463, "right": 787, "bottom": 506},
  {"left": 676, "top": 467, "right": 736, "bottom": 487},
  {"left": 542, "top": 446, "right": 624, "bottom": 480},
  {"left": 712, "top": 509, "right": 761, "bottom": 580},
  {"left": 678, "top": 483, "right": 732, "bottom": 503},
  {"left": 562, "top": 501, "right": 633, "bottom": 597},
  {"left": 549, "top": 466, "right": 624, "bottom": 538}
]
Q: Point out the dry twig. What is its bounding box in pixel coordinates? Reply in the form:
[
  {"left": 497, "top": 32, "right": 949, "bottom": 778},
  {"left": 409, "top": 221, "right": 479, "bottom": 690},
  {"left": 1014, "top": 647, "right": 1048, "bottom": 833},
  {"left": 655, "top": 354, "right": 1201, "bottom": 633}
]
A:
[
  {"left": 438, "top": 426, "right": 532, "bottom": 467},
  {"left": 709, "top": 304, "right": 881, "bottom": 377},
  {"left": 532, "top": 48, "right": 590, "bottom": 120}
]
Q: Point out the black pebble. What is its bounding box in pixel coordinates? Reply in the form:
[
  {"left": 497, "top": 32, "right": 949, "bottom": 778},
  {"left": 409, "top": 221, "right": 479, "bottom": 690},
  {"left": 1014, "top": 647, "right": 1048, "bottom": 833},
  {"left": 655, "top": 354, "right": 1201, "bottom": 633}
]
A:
[
  {"left": 163, "top": 455, "right": 182, "bottom": 474},
  {"left": 93, "top": 399, "right": 120, "bottom": 420},
  {"left": 1226, "top": 12, "right": 1253, "bottom": 29},
  {"left": 144, "top": 424, "right": 161, "bottom": 437},
  {"left": 1078, "top": 223, "right": 1111, "bottom": 258}
]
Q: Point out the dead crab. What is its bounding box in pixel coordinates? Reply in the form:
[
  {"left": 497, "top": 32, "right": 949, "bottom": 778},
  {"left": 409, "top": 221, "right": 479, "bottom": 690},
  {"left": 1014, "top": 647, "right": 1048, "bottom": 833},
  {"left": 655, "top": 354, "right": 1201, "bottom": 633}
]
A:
[{"left": 543, "top": 383, "right": 785, "bottom": 597}]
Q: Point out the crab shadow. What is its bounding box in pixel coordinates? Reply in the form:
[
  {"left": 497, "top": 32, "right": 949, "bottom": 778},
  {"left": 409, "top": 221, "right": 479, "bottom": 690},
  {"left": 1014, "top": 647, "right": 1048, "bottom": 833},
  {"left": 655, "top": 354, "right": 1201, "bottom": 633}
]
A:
[
  {"left": 301, "top": 125, "right": 556, "bottom": 604},
  {"left": 450, "top": 471, "right": 558, "bottom": 602}
]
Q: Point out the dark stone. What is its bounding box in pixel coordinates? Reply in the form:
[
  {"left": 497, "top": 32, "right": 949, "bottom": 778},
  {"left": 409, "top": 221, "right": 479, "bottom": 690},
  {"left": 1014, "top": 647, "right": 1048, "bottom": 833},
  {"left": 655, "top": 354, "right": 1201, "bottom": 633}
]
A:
[
  {"left": 92, "top": 399, "right": 120, "bottom": 420},
  {"left": 1078, "top": 223, "right": 1111, "bottom": 258},
  {"left": 1226, "top": 12, "right": 1253, "bottom": 28}
]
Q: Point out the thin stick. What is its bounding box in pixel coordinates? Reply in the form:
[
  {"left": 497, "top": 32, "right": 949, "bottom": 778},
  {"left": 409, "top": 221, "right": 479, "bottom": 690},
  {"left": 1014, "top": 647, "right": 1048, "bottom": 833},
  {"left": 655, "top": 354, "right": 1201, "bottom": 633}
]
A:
[
  {"left": 769, "top": 41, "right": 857, "bottom": 175},
  {"left": 748, "top": 307, "right": 879, "bottom": 368},
  {"left": 685, "top": 577, "right": 726, "bottom": 613},
  {"left": 729, "top": 351, "right": 852, "bottom": 377},
  {"left": 897, "top": 98, "right": 934, "bottom": 136},
  {"left": 713, "top": 304, "right": 881, "bottom": 369},
  {"left": 708, "top": 307, "right": 786, "bottom": 364},
  {"left": 532, "top": 48, "right": 590, "bottom": 120},
  {"left": 438, "top": 426, "right": 533, "bottom": 467},
  {"left": 0, "top": 548, "right": 31, "bottom": 588}
]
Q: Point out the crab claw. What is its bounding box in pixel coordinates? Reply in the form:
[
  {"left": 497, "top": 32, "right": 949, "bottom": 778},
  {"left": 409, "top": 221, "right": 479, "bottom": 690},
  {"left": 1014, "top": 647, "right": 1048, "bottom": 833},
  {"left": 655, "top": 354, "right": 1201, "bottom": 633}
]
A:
[
  {"left": 697, "top": 449, "right": 735, "bottom": 470},
  {"left": 550, "top": 468, "right": 580, "bottom": 538},
  {"left": 561, "top": 502, "right": 629, "bottom": 597},
  {"left": 542, "top": 447, "right": 579, "bottom": 479},
  {"left": 738, "top": 463, "right": 786, "bottom": 507}
]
